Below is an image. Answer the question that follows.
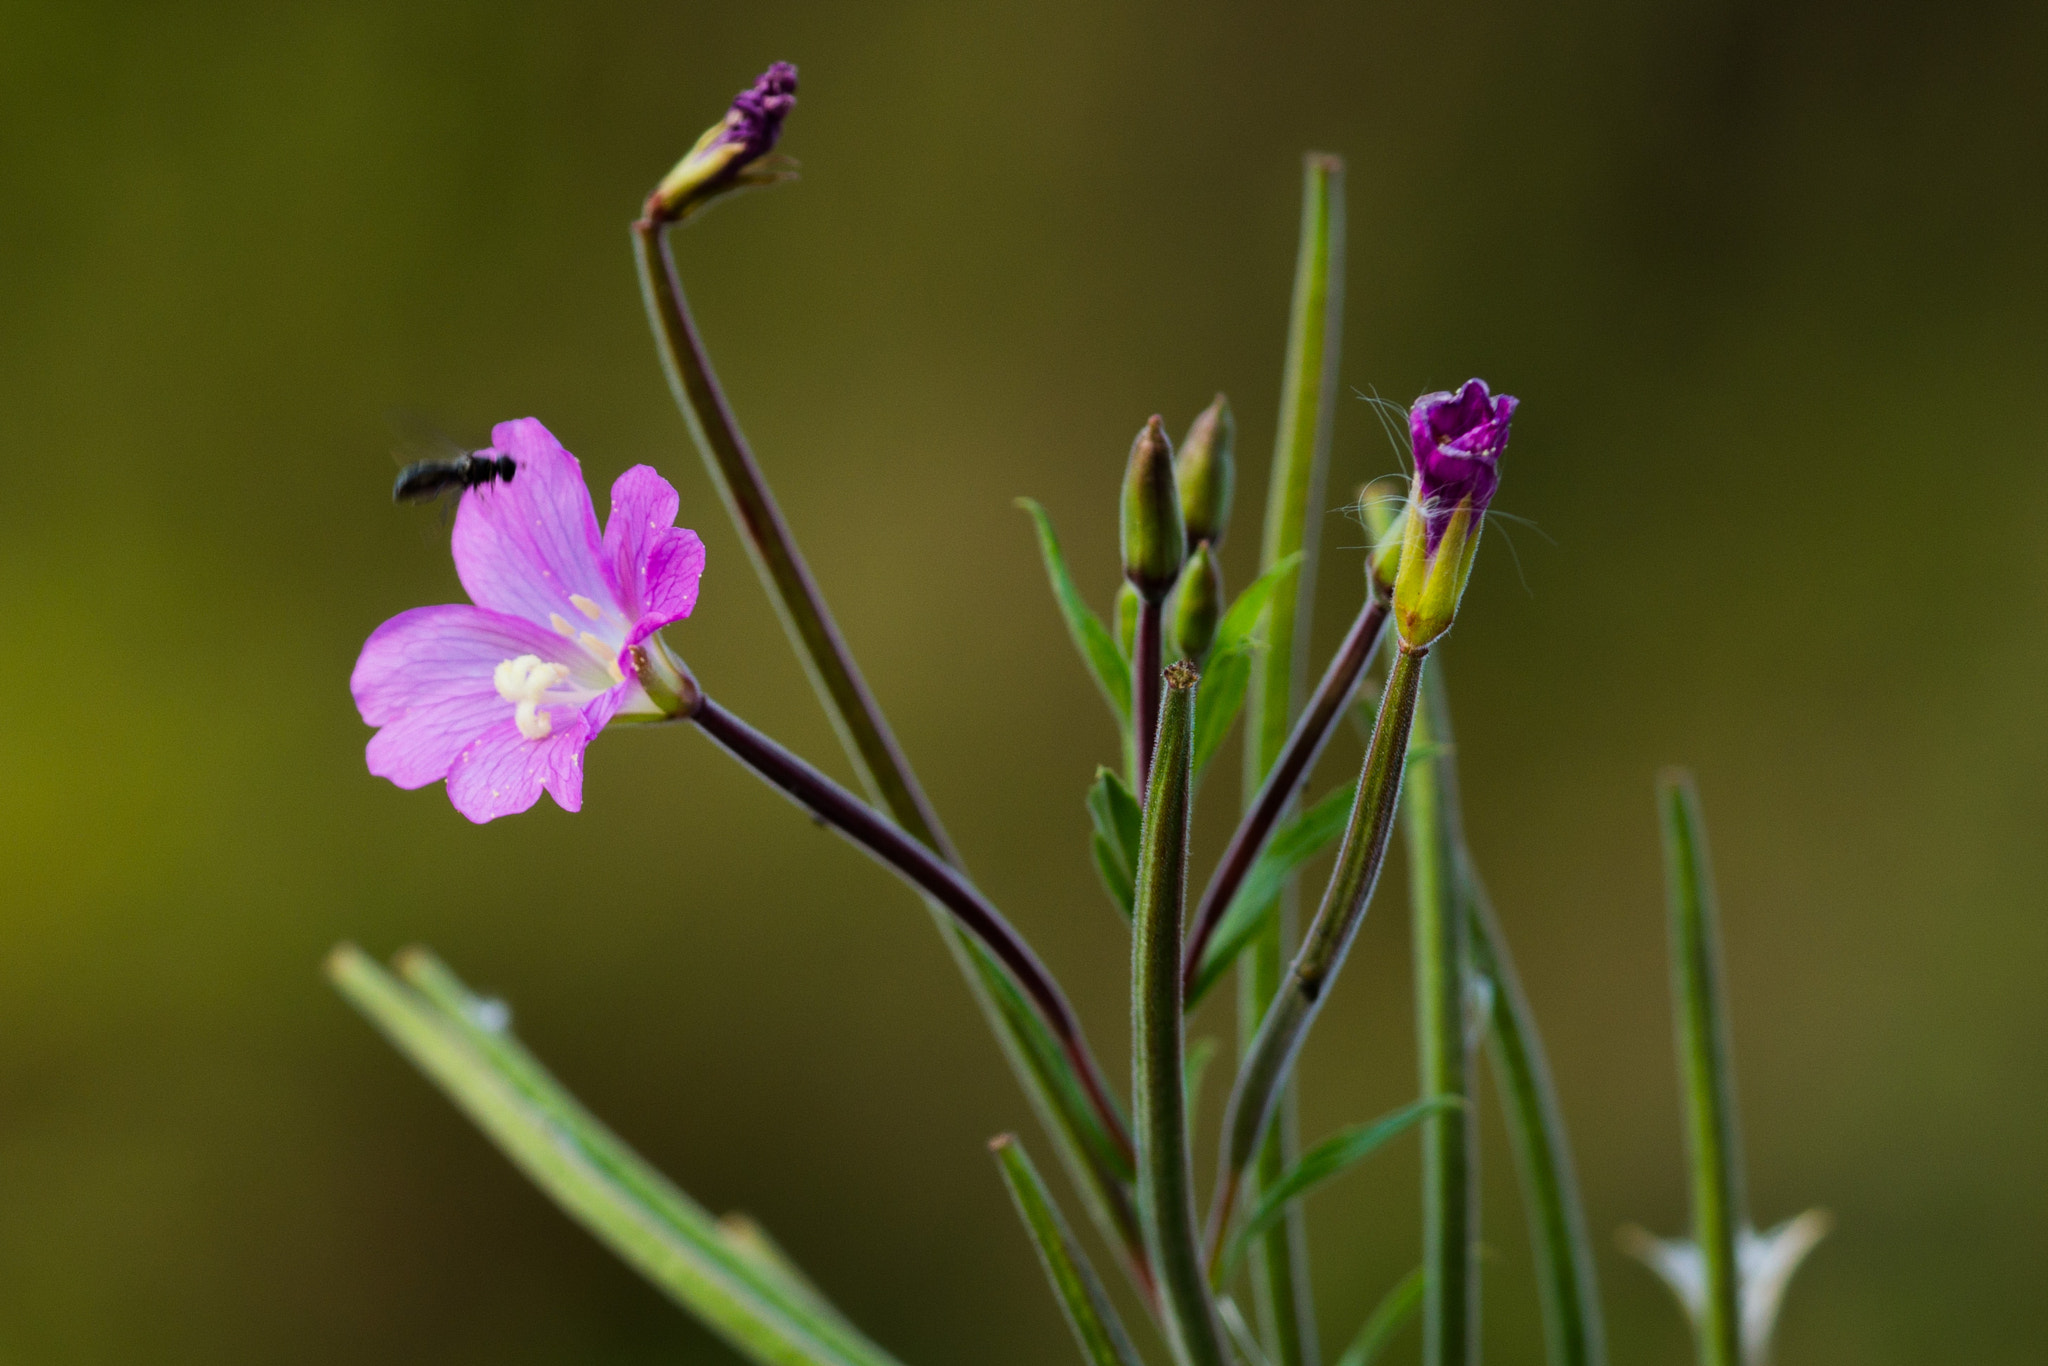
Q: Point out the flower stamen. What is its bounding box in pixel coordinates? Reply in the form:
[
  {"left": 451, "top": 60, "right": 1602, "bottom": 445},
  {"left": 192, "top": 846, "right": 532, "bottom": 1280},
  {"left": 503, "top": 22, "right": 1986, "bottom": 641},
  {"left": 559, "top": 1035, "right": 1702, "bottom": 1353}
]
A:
[{"left": 494, "top": 654, "right": 570, "bottom": 741}]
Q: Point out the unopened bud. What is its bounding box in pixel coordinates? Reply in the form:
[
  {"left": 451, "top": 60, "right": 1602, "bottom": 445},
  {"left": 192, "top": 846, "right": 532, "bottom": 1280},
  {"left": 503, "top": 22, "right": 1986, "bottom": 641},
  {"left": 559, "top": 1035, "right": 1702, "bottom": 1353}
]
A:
[
  {"left": 1359, "top": 476, "right": 1408, "bottom": 599},
  {"left": 1173, "top": 542, "right": 1224, "bottom": 664},
  {"left": 649, "top": 63, "right": 799, "bottom": 224},
  {"left": 1116, "top": 581, "right": 1140, "bottom": 660},
  {"left": 1391, "top": 379, "right": 1517, "bottom": 648},
  {"left": 1176, "top": 394, "right": 1235, "bottom": 550},
  {"left": 1120, "top": 415, "right": 1185, "bottom": 600}
]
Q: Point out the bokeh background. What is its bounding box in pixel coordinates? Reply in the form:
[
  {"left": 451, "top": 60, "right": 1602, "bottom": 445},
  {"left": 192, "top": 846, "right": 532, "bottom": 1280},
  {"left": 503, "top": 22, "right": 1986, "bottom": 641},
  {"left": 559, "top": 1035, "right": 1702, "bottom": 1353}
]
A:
[{"left": 4, "top": 1, "right": 2045, "bottom": 1361}]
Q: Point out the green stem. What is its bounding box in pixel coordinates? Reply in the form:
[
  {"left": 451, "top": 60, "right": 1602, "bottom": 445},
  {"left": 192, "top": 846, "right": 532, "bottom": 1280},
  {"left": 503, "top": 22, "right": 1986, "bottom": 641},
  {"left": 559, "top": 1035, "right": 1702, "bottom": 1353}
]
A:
[
  {"left": 1658, "top": 772, "right": 1745, "bottom": 1366},
  {"left": 1464, "top": 873, "right": 1606, "bottom": 1366},
  {"left": 991, "top": 1135, "right": 1148, "bottom": 1366},
  {"left": 1212, "top": 644, "right": 1424, "bottom": 1265},
  {"left": 1185, "top": 594, "right": 1388, "bottom": 990},
  {"left": 1403, "top": 679, "right": 1476, "bottom": 1366},
  {"left": 634, "top": 216, "right": 1150, "bottom": 1296},
  {"left": 1238, "top": 150, "right": 1346, "bottom": 1366},
  {"left": 1134, "top": 668, "right": 1230, "bottom": 1366}
]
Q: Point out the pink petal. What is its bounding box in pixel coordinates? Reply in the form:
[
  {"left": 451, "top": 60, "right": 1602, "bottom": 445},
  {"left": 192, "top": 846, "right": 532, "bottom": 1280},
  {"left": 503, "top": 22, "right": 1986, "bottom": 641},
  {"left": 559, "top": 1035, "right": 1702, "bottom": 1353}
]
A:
[
  {"left": 352, "top": 605, "right": 574, "bottom": 789},
  {"left": 453, "top": 419, "right": 619, "bottom": 629},
  {"left": 352, "top": 605, "right": 578, "bottom": 722},
  {"left": 603, "top": 464, "right": 681, "bottom": 620},
  {"left": 627, "top": 528, "right": 707, "bottom": 648},
  {"left": 445, "top": 712, "right": 595, "bottom": 823}
]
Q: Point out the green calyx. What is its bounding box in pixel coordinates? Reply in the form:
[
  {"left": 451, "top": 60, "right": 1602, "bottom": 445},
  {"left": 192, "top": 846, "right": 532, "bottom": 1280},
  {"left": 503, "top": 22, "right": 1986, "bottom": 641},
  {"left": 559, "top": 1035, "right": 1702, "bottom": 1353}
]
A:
[
  {"left": 1175, "top": 395, "right": 1235, "bottom": 551},
  {"left": 1121, "top": 416, "right": 1187, "bottom": 600},
  {"left": 1392, "top": 498, "right": 1483, "bottom": 648},
  {"left": 649, "top": 122, "right": 797, "bottom": 225}
]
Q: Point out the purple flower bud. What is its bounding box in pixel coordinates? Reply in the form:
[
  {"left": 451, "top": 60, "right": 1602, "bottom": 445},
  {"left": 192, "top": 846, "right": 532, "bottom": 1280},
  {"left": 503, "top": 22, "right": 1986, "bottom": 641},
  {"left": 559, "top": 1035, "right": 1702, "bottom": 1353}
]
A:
[
  {"left": 719, "top": 61, "right": 798, "bottom": 165},
  {"left": 1408, "top": 379, "right": 1517, "bottom": 553},
  {"left": 648, "top": 62, "right": 800, "bottom": 224}
]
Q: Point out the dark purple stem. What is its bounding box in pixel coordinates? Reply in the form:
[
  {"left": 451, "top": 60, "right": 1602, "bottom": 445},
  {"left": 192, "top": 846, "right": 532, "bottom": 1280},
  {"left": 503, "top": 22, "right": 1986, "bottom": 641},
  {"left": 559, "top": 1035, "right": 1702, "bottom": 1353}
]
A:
[
  {"left": 689, "top": 696, "right": 1135, "bottom": 1170},
  {"left": 1134, "top": 596, "right": 1164, "bottom": 793},
  {"left": 1181, "top": 594, "right": 1391, "bottom": 994}
]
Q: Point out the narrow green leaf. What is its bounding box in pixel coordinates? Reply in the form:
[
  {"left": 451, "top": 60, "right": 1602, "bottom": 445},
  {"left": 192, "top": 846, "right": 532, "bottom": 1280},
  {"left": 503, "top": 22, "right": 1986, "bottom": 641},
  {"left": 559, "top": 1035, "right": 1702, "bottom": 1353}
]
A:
[
  {"left": 1659, "top": 770, "right": 1746, "bottom": 1366},
  {"left": 718, "top": 1213, "right": 855, "bottom": 1336},
  {"left": 1334, "top": 1268, "right": 1425, "bottom": 1366},
  {"left": 1240, "top": 158, "right": 1347, "bottom": 1366},
  {"left": 990, "top": 1135, "right": 1147, "bottom": 1366},
  {"left": 329, "top": 946, "right": 899, "bottom": 1366},
  {"left": 1191, "top": 643, "right": 1252, "bottom": 778},
  {"left": 1090, "top": 834, "right": 1135, "bottom": 920},
  {"left": 1224, "top": 1098, "right": 1450, "bottom": 1276},
  {"left": 1212, "top": 551, "right": 1303, "bottom": 658},
  {"left": 1424, "top": 662, "right": 1606, "bottom": 1366},
  {"left": 1017, "top": 499, "right": 1132, "bottom": 728},
  {"left": 1188, "top": 782, "right": 1356, "bottom": 1006},
  {"left": 1085, "top": 767, "right": 1143, "bottom": 920}
]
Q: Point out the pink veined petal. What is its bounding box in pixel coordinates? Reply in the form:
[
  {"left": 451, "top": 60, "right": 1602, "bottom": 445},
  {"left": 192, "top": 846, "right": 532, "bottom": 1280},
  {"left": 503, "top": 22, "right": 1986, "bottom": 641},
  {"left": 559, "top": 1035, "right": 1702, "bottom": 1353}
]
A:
[
  {"left": 367, "top": 690, "right": 513, "bottom": 791},
  {"left": 626, "top": 528, "right": 707, "bottom": 648},
  {"left": 603, "top": 464, "right": 683, "bottom": 621},
  {"left": 352, "top": 604, "right": 581, "bottom": 725},
  {"left": 445, "top": 711, "right": 596, "bottom": 823},
  {"left": 453, "top": 418, "right": 620, "bottom": 629}
]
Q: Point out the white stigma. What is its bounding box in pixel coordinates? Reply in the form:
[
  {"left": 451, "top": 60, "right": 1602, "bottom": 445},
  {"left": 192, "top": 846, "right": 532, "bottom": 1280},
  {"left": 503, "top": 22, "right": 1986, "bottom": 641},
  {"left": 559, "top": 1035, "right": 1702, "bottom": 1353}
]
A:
[{"left": 493, "top": 653, "right": 569, "bottom": 741}]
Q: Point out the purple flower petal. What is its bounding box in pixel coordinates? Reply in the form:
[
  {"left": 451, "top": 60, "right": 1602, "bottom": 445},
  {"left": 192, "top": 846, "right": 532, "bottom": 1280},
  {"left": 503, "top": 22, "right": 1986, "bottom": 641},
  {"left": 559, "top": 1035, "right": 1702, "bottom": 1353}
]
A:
[
  {"left": 603, "top": 464, "right": 706, "bottom": 650},
  {"left": 352, "top": 604, "right": 638, "bottom": 816},
  {"left": 453, "top": 418, "right": 620, "bottom": 630},
  {"left": 629, "top": 528, "right": 707, "bottom": 647},
  {"left": 1407, "top": 379, "right": 1517, "bottom": 552},
  {"left": 445, "top": 713, "right": 595, "bottom": 823},
  {"left": 352, "top": 604, "right": 579, "bottom": 724},
  {"left": 720, "top": 61, "right": 798, "bottom": 163}
]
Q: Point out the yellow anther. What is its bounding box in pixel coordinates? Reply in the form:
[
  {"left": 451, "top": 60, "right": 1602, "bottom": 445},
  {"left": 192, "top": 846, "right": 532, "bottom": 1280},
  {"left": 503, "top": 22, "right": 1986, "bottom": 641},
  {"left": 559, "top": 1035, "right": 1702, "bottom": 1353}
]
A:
[
  {"left": 550, "top": 613, "right": 575, "bottom": 637},
  {"left": 570, "top": 594, "right": 605, "bottom": 621}
]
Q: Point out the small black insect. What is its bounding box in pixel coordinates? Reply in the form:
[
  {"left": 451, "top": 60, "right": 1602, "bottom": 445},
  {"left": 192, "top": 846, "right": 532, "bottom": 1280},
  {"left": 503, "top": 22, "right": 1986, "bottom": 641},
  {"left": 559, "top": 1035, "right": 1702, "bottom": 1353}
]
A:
[{"left": 392, "top": 450, "right": 517, "bottom": 504}]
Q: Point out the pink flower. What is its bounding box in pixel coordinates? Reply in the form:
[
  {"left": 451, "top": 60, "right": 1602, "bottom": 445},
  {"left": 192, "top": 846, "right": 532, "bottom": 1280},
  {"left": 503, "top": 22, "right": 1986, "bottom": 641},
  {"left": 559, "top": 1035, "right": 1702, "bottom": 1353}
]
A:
[{"left": 352, "top": 418, "right": 705, "bottom": 823}]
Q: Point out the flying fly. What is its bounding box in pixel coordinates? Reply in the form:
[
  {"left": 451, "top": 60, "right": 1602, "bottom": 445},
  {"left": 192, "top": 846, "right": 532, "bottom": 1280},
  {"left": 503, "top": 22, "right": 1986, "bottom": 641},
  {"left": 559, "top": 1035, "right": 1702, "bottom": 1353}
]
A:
[{"left": 392, "top": 449, "right": 517, "bottom": 504}]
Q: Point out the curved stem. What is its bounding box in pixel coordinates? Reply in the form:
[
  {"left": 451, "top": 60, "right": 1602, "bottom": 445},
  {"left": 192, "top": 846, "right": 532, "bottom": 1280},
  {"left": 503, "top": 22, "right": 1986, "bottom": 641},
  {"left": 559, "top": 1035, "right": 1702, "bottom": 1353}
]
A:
[
  {"left": 1208, "top": 644, "right": 1425, "bottom": 1266},
  {"left": 636, "top": 216, "right": 1152, "bottom": 1293},
  {"left": 1183, "top": 594, "right": 1388, "bottom": 991},
  {"left": 633, "top": 217, "right": 953, "bottom": 859},
  {"left": 688, "top": 697, "right": 1135, "bottom": 1176}
]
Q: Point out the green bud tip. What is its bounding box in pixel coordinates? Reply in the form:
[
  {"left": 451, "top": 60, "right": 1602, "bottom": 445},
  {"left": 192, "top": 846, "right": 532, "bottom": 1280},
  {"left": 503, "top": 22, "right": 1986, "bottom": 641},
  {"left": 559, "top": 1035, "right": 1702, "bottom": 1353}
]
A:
[
  {"left": 1121, "top": 414, "right": 1186, "bottom": 599},
  {"left": 1173, "top": 542, "right": 1224, "bottom": 664},
  {"left": 1175, "top": 394, "right": 1235, "bottom": 551},
  {"left": 1359, "top": 476, "right": 1407, "bottom": 597}
]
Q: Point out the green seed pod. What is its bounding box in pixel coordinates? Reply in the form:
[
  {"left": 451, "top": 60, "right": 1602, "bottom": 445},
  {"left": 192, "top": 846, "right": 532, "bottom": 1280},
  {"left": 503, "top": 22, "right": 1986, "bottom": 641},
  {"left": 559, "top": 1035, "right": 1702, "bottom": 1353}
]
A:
[
  {"left": 1173, "top": 542, "right": 1224, "bottom": 664},
  {"left": 1120, "top": 415, "right": 1186, "bottom": 600},
  {"left": 1175, "top": 394, "right": 1235, "bottom": 551}
]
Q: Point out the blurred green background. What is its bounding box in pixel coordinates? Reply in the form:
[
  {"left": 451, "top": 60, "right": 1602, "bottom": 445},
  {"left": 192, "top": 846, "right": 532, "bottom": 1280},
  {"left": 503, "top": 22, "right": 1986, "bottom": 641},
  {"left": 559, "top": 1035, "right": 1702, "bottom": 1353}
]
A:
[{"left": 3, "top": 1, "right": 2044, "bottom": 1361}]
